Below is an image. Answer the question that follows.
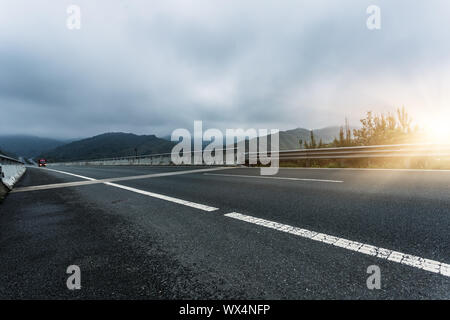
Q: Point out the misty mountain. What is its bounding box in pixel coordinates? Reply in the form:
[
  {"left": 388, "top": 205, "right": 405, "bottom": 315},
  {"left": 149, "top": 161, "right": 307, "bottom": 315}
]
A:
[
  {"left": 164, "top": 126, "right": 354, "bottom": 150},
  {"left": 235, "top": 126, "right": 348, "bottom": 151},
  {"left": 41, "top": 132, "right": 176, "bottom": 162},
  {"left": 0, "top": 148, "right": 17, "bottom": 159},
  {"left": 278, "top": 126, "right": 357, "bottom": 149},
  {"left": 34, "top": 126, "right": 354, "bottom": 162},
  {"left": 0, "top": 135, "right": 67, "bottom": 158}
]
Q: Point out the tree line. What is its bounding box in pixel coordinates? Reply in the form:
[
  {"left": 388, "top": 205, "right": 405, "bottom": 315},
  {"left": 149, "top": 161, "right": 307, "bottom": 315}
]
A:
[{"left": 302, "top": 107, "right": 421, "bottom": 149}]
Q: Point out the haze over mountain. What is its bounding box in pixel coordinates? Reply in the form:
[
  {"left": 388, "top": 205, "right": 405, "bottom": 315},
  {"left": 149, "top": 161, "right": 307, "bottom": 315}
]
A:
[
  {"left": 6, "top": 126, "right": 352, "bottom": 162},
  {"left": 41, "top": 133, "right": 176, "bottom": 162},
  {"left": 0, "top": 148, "right": 17, "bottom": 158},
  {"left": 166, "top": 126, "right": 352, "bottom": 151},
  {"left": 0, "top": 135, "right": 67, "bottom": 158},
  {"left": 278, "top": 126, "right": 358, "bottom": 149}
]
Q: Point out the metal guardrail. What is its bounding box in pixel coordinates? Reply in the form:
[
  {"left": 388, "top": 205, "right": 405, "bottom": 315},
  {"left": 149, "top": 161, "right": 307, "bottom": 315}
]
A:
[
  {"left": 52, "top": 143, "right": 450, "bottom": 165},
  {"left": 0, "top": 154, "right": 24, "bottom": 164},
  {"left": 251, "top": 143, "right": 450, "bottom": 160}
]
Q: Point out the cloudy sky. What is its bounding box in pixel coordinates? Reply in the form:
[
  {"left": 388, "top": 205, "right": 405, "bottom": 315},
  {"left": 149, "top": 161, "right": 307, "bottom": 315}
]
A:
[{"left": 1, "top": 0, "right": 450, "bottom": 139}]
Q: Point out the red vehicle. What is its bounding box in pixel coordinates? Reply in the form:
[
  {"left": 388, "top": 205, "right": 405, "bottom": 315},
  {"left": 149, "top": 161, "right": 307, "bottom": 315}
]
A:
[{"left": 38, "top": 159, "right": 47, "bottom": 167}]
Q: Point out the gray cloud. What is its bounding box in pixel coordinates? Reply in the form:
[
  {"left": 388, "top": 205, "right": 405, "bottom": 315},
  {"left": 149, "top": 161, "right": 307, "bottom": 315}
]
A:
[{"left": 1, "top": 0, "right": 450, "bottom": 139}]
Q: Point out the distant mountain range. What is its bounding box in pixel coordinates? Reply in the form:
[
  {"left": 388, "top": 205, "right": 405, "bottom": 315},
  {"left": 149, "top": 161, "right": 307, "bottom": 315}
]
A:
[
  {"left": 277, "top": 126, "right": 357, "bottom": 149},
  {"left": 40, "top": 132, "right": 176, "bottom": 162},
  {"left": 0, "top": 135, "right": 68, "bottom": 158},
  {"left": 0, "top": 148, "right": 17, "bottom": 158},
  {"left": 0, "top": 126, "right": 353, "bottom": 162},
  {"left": 164, "top": 126, "right": 352, "bottom": 150}
]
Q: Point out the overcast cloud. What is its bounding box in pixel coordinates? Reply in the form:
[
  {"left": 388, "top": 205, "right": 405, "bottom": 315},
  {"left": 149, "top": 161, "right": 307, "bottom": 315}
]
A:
[{"left": 1, "top": 0, "right": 450, "bottom": 138}]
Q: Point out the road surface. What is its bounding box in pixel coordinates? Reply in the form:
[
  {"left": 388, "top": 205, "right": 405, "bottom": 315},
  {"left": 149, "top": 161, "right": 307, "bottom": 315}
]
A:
[{"left": 0, "top": 165, "right": 449, "bottom": 299}]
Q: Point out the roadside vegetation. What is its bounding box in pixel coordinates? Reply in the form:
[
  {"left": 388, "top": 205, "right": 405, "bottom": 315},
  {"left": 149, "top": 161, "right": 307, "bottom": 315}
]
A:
[{"left": 282, "top": 107, "right": 450, "bottom": 169}]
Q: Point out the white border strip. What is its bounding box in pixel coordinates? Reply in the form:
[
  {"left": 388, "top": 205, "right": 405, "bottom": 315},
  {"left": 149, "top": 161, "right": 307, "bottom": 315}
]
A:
[
  {"left": 31, "top": 167, "right": 219, "bottom": 212},
  {"left": 104, "top": 182, "right": 218, "bottom": 212},
  {"left": 254, "top": 167, "right": 450, "bottom": 173},
  {"left": 44, "top": 168, "right": 97, "bottom": 181},
  {"left": 14, "top": 167, "right": 231, "bottom": 193},
  {"left": 204, "top": 173, "right": 343, "bottom": 183},
  {"left": 224, "top": 212, "right": 450, "bottom": 277}
]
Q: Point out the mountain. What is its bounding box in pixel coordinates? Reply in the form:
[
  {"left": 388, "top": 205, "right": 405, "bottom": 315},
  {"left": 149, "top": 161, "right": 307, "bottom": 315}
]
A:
[
  {"left": 233, "top": 126, "right": 343, "bottom": 151},
  {"left": 162, "top": 126, "right": 355, "bottom": 151},
  {"left": 0, "top": 148, "right": 17, "bottom": 159},
  {"left": 163, "top": 126, "right": 350, "bottom": 149},
  {"left": 0, "top": 135, "right": 67, "bottom": 158},
  {"left": 35, "top": 126, "right": 354, "bottom": 162},
  {"left": 41, "top": 132, "right": 176, "bottom": 162},
  {"left": 279, "top": 126, "right": 356, "bottom": 149}
]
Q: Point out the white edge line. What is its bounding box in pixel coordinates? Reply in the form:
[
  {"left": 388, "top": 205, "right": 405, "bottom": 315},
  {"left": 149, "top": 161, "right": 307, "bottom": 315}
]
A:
[
  {"left": 105, "top": 182, "right": 218, "bottom": 212},
  {"left": 224, "top": 212, "right": 450, "bottom": 278},
  {"left": 39, "top": 167, "right": 218, "bottom": 212},
  {"left": 204, "top": 173, "right": 343, "bottom": 183},
  {"left": 240, "top": 167, "right": 450, "bottom": 173},
  {"left": 43, "top": 168, "right": 97, "bottom": 181}
]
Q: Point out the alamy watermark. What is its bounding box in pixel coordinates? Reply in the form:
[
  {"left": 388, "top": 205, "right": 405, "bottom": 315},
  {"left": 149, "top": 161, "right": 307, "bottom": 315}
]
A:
[
  {"left": 366, "top": 5, "right": 381, "bottom": 30},
  {"left": 66, "top": 265, "right": 81, "bottom": 290},
  {"left": 171, "top": 121, "right": 279, "bottom": 175},
  {"left": 66, "top": 5, "right": 81, "bottom": 30},
  {"left": 366, "top": 265, "right": 381, "bottom": 290},
  {"left": 64, "top": 5, "right": 381, "bottom": 33}
]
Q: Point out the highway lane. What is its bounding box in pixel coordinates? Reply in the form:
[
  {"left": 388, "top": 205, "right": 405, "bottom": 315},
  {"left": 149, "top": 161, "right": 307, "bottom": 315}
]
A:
[
  {"left": 0, "top": 165, "right": 449, "bottom": 299},
  {"left": 45, "top": 165, "right": 450, "bottom": 261}
]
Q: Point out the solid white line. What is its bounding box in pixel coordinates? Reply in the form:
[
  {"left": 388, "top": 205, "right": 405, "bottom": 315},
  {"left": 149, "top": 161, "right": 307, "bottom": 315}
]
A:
[
  {"left": 11, "top": 180, "right": 101, "bottom": 192},
  {"left": 14, "top": 167, "right": 231, "bottom": 193},
  {"left": 224, "top": 212, "right": 450, "bottom": 278},
  {"left": 44, "top": 167, "right": 97, "bottom": 181},
  {"left": 253, "top": 167, "right": 450, "bottom": 173},
  {"left": 104, "top": 182, "right": 218, "bottom": 212},
  {"left": 204, "top": 173, "right": 343, "bottom": 183},
  {"left": 30, "top": 167, "right": 220, "bottom": 212}
]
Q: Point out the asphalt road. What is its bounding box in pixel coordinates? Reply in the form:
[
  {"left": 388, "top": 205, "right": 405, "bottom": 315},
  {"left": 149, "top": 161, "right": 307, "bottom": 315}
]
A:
[{"left": 0, "top": 165, "right": 449, "bottom": 299}]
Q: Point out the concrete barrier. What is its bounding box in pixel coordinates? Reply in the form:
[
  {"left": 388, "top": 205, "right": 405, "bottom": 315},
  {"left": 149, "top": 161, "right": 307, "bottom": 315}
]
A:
[
  {"left": 51, "top": 154, "right": 174, "bottom": 167},
  {"left": 0, "top": 155, "right": 26, "bottom": 190},
  {"left": 49, "top": 150, "right": 239, "bottom": 167}
]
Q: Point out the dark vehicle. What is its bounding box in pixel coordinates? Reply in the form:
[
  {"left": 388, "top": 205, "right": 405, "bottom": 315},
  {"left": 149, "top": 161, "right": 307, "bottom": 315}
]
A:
[{"left": 38, "top": 159, "right": 47, "bottom": 167}]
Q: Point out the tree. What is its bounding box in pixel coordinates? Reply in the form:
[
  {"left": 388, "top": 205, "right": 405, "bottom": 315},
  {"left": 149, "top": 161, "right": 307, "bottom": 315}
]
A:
[
  {"left": 333, "top": 117, "right": 353, "bottom": 147},
  {"left": 352, "top": 107, "right": 419, "bottom": 145},
  {"left": 345, "top": 118, "right": 352, "bottom": 145},
  {"left": 304, "top": 130, "right": 317, "bottom": 149}
]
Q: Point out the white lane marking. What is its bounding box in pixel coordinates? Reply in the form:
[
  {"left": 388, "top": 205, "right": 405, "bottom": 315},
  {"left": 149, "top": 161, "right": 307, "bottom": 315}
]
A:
[
  {"left": 204, "top": 173, "right": 343, "bottom": 183},
  {"left": 11, "top": 180, "right": 102, "bottom": 192},
  {"left": 253, "top": 167, "right": 450, "bottom": 173},
  {"left": 224, "top": 212, "right": 450, "bottom": 278},
  {"left": 44, "top": 168, "right": 96, "bottom": 180},
  {"left": 13, "top": 167, "right": 232, "bottom": 193},
  {"left": 104, "top": 182, "right": 218, "bottom": 212},
  {"left": 21, "top": 167, "right": 221, "bottom": 212}
]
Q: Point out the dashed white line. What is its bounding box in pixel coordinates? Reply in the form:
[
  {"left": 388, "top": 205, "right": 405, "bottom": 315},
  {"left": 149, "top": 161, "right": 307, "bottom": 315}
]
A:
[
  {"left": 204, "top": 173, "right": 343, "bottom": 183},
  {"left": 224, "top": 212, "right": 450, "bottom": 278},
  {"left": 23, "top": 166, "right": 450, "bottom": 277}
]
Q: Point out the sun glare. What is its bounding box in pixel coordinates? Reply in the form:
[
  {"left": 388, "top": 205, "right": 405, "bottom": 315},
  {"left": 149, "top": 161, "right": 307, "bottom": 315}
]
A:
[{"left": 425, "top": 119, "right": 450, "bottom": 143}]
